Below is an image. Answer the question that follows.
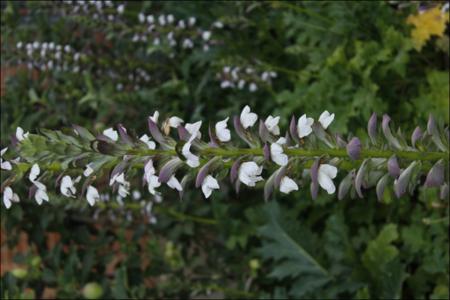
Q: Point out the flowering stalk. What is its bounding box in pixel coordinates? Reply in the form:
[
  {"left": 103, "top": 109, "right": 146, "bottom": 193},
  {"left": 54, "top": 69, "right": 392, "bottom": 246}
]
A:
[{"left": 1, "top": 107, "right": 449, "bottom": 210}]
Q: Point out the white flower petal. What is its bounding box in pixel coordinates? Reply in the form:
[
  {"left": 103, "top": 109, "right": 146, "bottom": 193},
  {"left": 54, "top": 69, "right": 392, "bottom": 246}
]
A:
[
  {"left": 1, "top": 160, "right": 12, "bottom": 171},
  {"left": 0, "top": 147, "right": 7, "bottom": 156},
  {"left": 182, "top": 142, "right": 200, "bottom": 168},
  {"left": 29, "top": 164, "right": 40, "bottom": 182},
  {"left": 3, "top": 187, "right": 13, "bottom": 209},
  {"left": 280, "top": 176, "right": 299, "bottom": 194},
  {"left": 201, "top": 175, "right": 220, "bottom": 198},
  {"left": 118, "top": 184, "right": 130, "bottom": 198},
  {"left": 35, "top": 189, "right": 49, "bottom": 205},
  {"left": 167, "top": 175, "right": 183, "bottom": 191},
  {"left": 318, "top": 164, "right": 338, "bottom": 194},
  {"left": 60, "top": 175, "right": 76, "bottom": 197},
  {"left": 147, "top": 175, "right": 161, "bottom": 195},
  {"left": 140, "top": 134, "right": 156, "bottom": 149},
  {"left": 150, "top": 111, "right": 159, "bottom": 123},
  {"left": 103, "top": 128, "right": 118, "bottom": 141},
  {"left": 83, "top": 163, "right": 94, "bottom": 177},
  {"left": 270, "top": 143, "right": 288, "bottom": 166},
  {"left": 240, "top": 105, "right": 258, "bottom": 129},
  {"left": 275, "top": 137, "right": 287, "bottom": 145},
  {"left": 168, "top": 116, "right": 184, "bottom": 128},
  {"left": 16, "top": 127, "right": 29, "bottom": 141},
  {"left": 238, "top": 161, "right": 263, "bottom": 187},
  {"left": 185, "top": 121, "right": 202, "bottom": 141},
  {"left": 264, "top": 115, "right": 280, "bottom": 135},
  {"left": 318, "top": 111, "right": 335, "bottom": 129},
  {"left": 297, "top": 114, "right": 314, "bottom": 138},
  {"left": 86, "top": 186, "right": 100, "bottom": 206},
  {"left": 215, "top": 117, "right": 231, "bottom": 142}
]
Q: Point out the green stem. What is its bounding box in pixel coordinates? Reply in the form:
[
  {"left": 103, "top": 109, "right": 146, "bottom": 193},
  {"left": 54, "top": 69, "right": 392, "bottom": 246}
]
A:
[{"left": 132, "top": 147, "right": 448, "bottom": 162}]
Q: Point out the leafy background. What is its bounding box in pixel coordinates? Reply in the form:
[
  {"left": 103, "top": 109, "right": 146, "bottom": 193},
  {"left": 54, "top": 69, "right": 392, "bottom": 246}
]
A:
[{"left": 1, "top": 1, "right": 449, "bottom": 299}]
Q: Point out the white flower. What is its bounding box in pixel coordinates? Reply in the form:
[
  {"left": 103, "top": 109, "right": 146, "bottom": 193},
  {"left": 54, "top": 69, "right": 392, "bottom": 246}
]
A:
[
  {"left": 168, "top": 116, "right": 184, "bottom": 128},
  {"left": 201, "top": 175, "right": 220, "bottom": 198},
  {"left": 35, "top": 188, "right": 49, "bottom": 205},
  {"left": 86, "top": 186, "right": 100, "bottom": 206},
  {"left": 202, "top": 31, "right": 211, "bottom": 41},
  {"left": 182, "top": 142, "right": 200, "bottom": 168},
  {"left": 1, "top": 148, "right": 12, "bottom": 170},
  {"left": 318, "top": 111, "right": 335, "bottom": 129},
  {"left": 167, "top": 175, "right": 183, "bottom": 191},
  {"left": 240, "top": 105, "right": 258, "bottom": 129},
  {"left": 185, "top": 121, "right": 202, "bottom": 140},
  {"left": 83, "top": 163, "right": 94, "bottom": 177},
  {"left": 188, "top": 17, "right": 196, "bottom": 26},
  {"left": 297, "top": 114, "right": 314, "bottom": 138},
  {"left": 238, "top": 161, "right": 263, "bottom": 187},
  {"left": 215, "top": 117, "right": 231, "bottom": 142},
  {"left": 16, "top": 127, "right": 29, "bottom": 141},
  {"left": 138, "top": 13, "right": 145, "bottom": 23},
  {"left": 103, "top": 128, "right": 118, "bottom": 141},
  {"left": 279, "top": 176, "right": 299, "bottom": 194},
  {"left": 146, "top": 15, "right": 154, "bottom": 24},
  {"left": 144, "top": 160, "right": 161, "bottom": 195},
  {"left": 140, "top": 134, "right": 156, "bottom": 149},
  {"left": 264, "top": 115, "right": 280, "bottom": 135},
  {"left": 275, "top": 137, "right": 287, "bottom": 145},
  {"left": 118, "top": 184, "right": 130, "bottom": 198},
  {"left": 238, "top": 79, "right": 246, "bottom": 89},
  {"left": 158, "top": 15, "right": 166, "bottom": 26},
  {"left": 117, "top": 4, "right": 125, "bottom": 14},
  {"left": 150, "top": 111, "right": 159, "bottom": 123},
  {"left": 249, "top": 83, "right": 258, "bottom": 92},
  {"left": 270, "top": 143, "right": 288, "bottom": 166},
  {"left": 60, "top": 175, "right": 76, "bottom": 197},
  {"left": 29, "top": 163, "right": 40, "bottom": 182},
  {"left": 3, "top": 187, "right": 19, "bottom": 209},
  {"left": 318, "top": 164, "right": 338, "bottom": 194}
]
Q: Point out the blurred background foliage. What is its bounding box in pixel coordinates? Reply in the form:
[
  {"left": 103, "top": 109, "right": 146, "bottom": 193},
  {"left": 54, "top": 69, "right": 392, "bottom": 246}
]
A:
[{"left": 1, "top": 1, "right": 449, "bottom": 299}]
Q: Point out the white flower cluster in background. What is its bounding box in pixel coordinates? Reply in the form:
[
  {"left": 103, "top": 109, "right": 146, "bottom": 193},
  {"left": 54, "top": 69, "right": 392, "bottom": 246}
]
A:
[
  {"left": 132, "top": 13, "right": 223, "bottom": 53},
  {"left": 218, "top": 66, "right": 277, "bottom": 92},
  {"left": 15, "top": 41, "right": 82, "bottom": 72},
  {"left": 61, "top": 0, "right": 126, "bottom": 22}
]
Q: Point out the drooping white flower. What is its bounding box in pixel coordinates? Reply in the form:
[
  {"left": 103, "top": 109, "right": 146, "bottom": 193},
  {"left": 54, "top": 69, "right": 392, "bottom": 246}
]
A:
[
  {"left": 29, "top": 164, "right": 40, "bottom": 182},
  {"left": 264, "top": 115, "right": 280, "bottom": 135},
  {"left": 279, "top": 176, "right": 299, "bottom": 194},
  {"left": 116, "top": 4, "right": 125, "bottom": 14},
  {"left": 168, "top": 116, "right": 184, "bottom": 128},
  {"left": 147, "top": 15, "right": 154, "bottom": 24},
  {"left": 270, "top": 143, "right": 288, "bottom": 166},
  {"left": 138, "top": 12, "right": 145, "bottom": 23},
  {"left": 167, "top": 175, "right": 183, "bottom": 191},
  {"left": 3, "top": 187, "right": 20, "bottom": 209},
  {"left": 238, "top": 161, "right": 263, "bottom": 187},
  {"left": 182, "top": 142, "right": 200, "bottom": 168},
  {"left": 35, "top": 188, "right": 49, "bottom": 205},
  {"left": 188, "top": 16, "right": 196, "bottom": 26},
  {"left": 86, "top": 186, "right": 100, "bottom": 206},
  {"left": 103, "top": 128, "right": 118, "bottom": 141},
  {"left": 297, "top": 114, "right": 314, "bottom": 138},
  {"left": 158, "top": 15, "right": 166, "bottom": 26},
  {"left": 150, "top": 111, "right": 159, "bottom": 123},
  {"left": 318, "top": 164, "right": 338, "bottom": 194},
  {"left": 16, "top": 127, "right": 29, "bottom": 141},
  {"left": 201, "top": 175, "right": 220, "bottom": 198},
  {"left": 140, "top": 134, "right": 156, "bottom": 149},
  {"left": 249, "top": 83, "right": 258, "bottom": 92},
  {"left": 318, "top": 111, "right": 335, "bottom": 129},
  {"left": 167, "top": 14, "right": 175, "bottom": 24},
  {"left": 1, "top": 148, "right": 12, "bottom": 170},
  {"left": 118, "top": 184, "right": 130, "bottom": 198},
  {"left": 83, "top": 163, "right": 94, "bottom": 177},
  {"left": 240, "top": 105, "right": 258, "bottom": 129},
  {"left": 215, "top": 117, "right": 231, "bottom": 142},
  {"left": 60, "top": 175, "right": 76, "bottom": 197},
  {"left": 185, "top": 121, "right": 202, "bottom": 140}
]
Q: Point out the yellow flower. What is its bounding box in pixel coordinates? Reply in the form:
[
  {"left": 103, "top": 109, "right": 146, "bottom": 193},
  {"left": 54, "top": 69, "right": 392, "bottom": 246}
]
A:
[{"left": 407, "top": 6, "right": 449, "bottom": 50}]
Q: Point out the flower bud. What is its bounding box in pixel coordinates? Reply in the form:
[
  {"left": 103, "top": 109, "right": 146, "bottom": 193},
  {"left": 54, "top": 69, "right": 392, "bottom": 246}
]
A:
[
  {"left": 338, "top": 170, "right": 354, "bottom": 200},
  {"left": 310, "top": 159, "right": 320, "bottom": 199},
  {"left": 440, "top": 183, "right": 449, "bottom": 200},
  {"left": 368, "top": 112, "right": 377, "bottom": 144},
  {"left": 11, "top": 268, "right": 28, "bottom": 279},
  {"left": 394, "top": 161, "right": 418, "bottom": 198},
  {"left": 289, "top": 116, "right": 300, "bottom": 144},
  {"left": 387, "top": 155, "right": 400, "bottom": 179},
  {"left": 263, "top": 143, "right": 270, "bottom": 161},
  {"left": 411, "top": 126, "right": 422, "bottom": 148},
  {"left": 376, "top": 173, "right": 390, "bottom": 202},
  {"left": 424, "top": 160, "right": 444, "bottom": 187},
  {"left": 346, "top": 137, "right": 361, "bottom": 160},
  {"left": 382, "top": 114, "right": 401, "bottom": 149}
]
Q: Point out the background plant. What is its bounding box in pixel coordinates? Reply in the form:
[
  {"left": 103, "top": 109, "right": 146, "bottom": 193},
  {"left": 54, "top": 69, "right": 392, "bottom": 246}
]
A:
[{"left": 1, "top": 1, "right": 449, "bottom": 299}]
